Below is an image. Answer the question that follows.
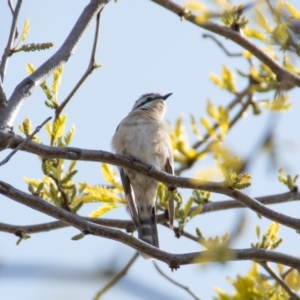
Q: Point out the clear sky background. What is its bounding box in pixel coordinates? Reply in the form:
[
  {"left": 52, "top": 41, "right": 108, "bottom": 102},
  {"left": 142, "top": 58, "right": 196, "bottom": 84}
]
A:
[{"left": 0, "top": 0, "right": 300, "bottom": 299}]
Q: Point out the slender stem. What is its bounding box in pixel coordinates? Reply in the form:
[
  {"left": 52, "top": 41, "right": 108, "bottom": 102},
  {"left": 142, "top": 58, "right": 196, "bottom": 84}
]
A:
[
  {"left": 2, "top": 132, "right": 300, "bottom": 231},
  {"left": 0, "top": 190, "right": 299, "bottom": 236},
  {"left": 1, "top": 179, "right": 300, "bottom": 268},
  {"left": 55, "top": 8, "right": 103, "bottom": 118},
  {"left": 153, "top": 261, "right": 201, "bottom": 300},
  {"left": 0, "top": 190, "right": 299, "bottom": 238},
  {"left": 0, "top": 116, "right": 51, "bottom": 166},
  {"left": 175, "top": 87, "right": 251, "bottom": 175},
  {"left": 93, "top": 252, "right": 139, "bottom": 300},
  {"left": 151, "top": 0, "right": 300, "bottom": 87},
  {"left": 259, "top": 262, "right": 300, "bottom": 299},
  {"left": 281, "top": 267, "right": 294, "bottom": 280},
  {"left": 0, "top": 0, "right": 107, "bottom": 129},
  {"left": 0, "top": 78, "right": 7, "bottom": 104},
  {"left": 203, "top": 34, "right": 243, "bottom": 57},
  {"left": 0, "top": 0, "right": 22, "bottom": 81}
]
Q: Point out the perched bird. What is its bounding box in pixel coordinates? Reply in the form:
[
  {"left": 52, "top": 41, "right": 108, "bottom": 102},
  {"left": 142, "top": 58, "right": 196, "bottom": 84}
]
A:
[{"left": 112, "top": 93, "right": 174, "bottom": 250}]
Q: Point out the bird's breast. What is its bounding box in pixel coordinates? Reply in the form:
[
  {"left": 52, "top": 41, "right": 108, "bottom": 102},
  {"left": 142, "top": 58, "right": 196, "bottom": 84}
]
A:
[{"left": 112, "top": 118, "right": 171, "bottom": 169}]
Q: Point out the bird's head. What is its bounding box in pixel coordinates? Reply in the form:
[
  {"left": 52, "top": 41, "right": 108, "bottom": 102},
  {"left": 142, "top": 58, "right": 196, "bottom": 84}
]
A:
[{"left": 131, "top": 93, "right": 172, "bottom": 117}]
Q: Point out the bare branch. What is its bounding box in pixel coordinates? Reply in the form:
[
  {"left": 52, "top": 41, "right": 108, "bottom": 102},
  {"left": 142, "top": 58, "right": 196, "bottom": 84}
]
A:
[
  {"left": 0, "top": 220, "right": 69, "bottom": 234},
  {"left": 259, "top": 262, "right": 300, "bottom": 299},
  {"left": 0, "top": 179, "right": 300, "bottom": 268},
  {"left": 0, "top": 0, "right": 22, "bottom": 81},
  {"left": 151, "top": 0, "right": 300, "bottom": 88},
  {"left": 0, "top": 79, "right": 6, "bottom": 104},
  {"left": 176, "top": 87, "right": 252, "bottom": 174},
  {"left": 7, "top": 0, "right": 19, "bottom": 39},
  {"left": 93, "top": 252, "right": 139, "bottom": 300},
  {"left": 2, "top": 134, "right": 300, "bottom": 231},
  {"left": 0, "top": 116, "right": 51, "bottom": 166},
  {"left": 203, "top": 34, "right": 243, "bottom": 57},
  {"left": 0, "top": 217, "right": 134, "bottom": 235},
  {"left": 0, "top": 0, "right": 109, "bottom": 129},
  {"left": 153, "top": 261, "right": 201, "bottom": 300},
  {"left": 1, "top": 190, "right": 298, "bottom": 237},
  {"left": 55, "top": 8, "right": 104, "bottom": 117},
  {"left": 197, "top": 192, "right": 300, "bottom": 214}
]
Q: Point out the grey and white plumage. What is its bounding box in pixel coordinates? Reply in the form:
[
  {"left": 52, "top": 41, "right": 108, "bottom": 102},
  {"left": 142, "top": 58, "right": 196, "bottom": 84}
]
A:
[{"left": 112, "top": 93, "right": 174, "bottom": 251}]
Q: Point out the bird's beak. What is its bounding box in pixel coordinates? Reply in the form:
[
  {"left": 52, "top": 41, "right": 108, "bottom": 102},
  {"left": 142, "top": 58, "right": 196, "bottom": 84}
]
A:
[{"left": 162, "top": 93, "right": 173, "bottom": 100}]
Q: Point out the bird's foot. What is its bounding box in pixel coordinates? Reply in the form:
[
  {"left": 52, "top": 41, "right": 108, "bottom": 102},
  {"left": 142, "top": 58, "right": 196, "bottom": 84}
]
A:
[
  {"left": 148, "top": 165, "right": 154, "bottom": 175},
  {"left": 128, "top": 155, "right": 136, "bottom": 163}
]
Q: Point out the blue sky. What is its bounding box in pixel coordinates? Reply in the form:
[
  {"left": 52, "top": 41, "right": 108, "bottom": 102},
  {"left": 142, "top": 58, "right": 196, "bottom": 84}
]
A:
[{"left": 0, "top": 0, "right": 300, "bottom": 299}]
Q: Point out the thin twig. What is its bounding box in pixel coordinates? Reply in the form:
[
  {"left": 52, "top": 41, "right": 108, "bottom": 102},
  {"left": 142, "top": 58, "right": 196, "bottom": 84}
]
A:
[
  {"left": 0, "top": 78, "right": 7, "bottom": 104},
  {"left": 93, "top": 252, "right": 139, "bottom": 300},
  {"left": 281, "top": 267, "right": 294, "bottom": 280},
  {"left": 2, "top": 131, "right": 300, "bottom": 231},
  {"left": 259, "top": 262, "right": 300, "bottom": 299},
  {"left": 0, "top": 0, "right": 107, "bottom": 129},
  {"left": 203, "top": 34, "right": 243, "bottom": 57},
  {"left": 8, "top": 0, "right": 19, "bottom": 39},
  {"left": 0, "top": 116, "right": 51, "bottom": 166},
  {"left": 151, "top": 0, "right": 300, "bottom": 87},
  {"left": 1, "top": 179, "right": 300, "bottom": 268},
  {"left": 153, "top": 261, "right": 201, "bottom": 300},
  {"left": 192, "top": 86, "right": 250, "bottom": 150},
  {"left": 0, "top": 190, "right": 299, "bottom": 237},
  {"left": 175, "top": 87, "right": 251, "bottom": 175},
  {"left": 55, "top": 8, "right": 103, "bottom": 118},
  {"left": 0, "top": 0, "right": 22, "bottom": 81}
]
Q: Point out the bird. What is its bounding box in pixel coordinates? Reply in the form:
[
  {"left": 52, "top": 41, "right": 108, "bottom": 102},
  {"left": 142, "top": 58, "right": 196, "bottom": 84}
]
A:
[{"left": 112, "top": 93, "right": 175, "bottom": 251}]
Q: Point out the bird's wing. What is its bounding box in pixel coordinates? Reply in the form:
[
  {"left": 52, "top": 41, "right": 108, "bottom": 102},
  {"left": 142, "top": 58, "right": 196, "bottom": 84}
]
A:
[
  {"left": 165, "top": 158, "right": 175, "bottom": 229},
  {"left": 120, "top": 168, "right": 139, "bottom": 229}
]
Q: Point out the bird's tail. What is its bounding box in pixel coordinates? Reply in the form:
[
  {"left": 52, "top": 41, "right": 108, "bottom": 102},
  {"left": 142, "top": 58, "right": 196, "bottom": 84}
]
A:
[{"left": 138, "top": 207, "right": 159, "bottom": 248}]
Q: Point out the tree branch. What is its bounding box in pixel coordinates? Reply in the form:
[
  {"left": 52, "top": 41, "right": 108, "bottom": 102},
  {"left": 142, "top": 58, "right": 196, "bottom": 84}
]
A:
[
  {"left": 55, "top": 8, "right": 103, "bottom": 117},
  {"left": 3, "top": 135, "right": 300, "bottom": 231},
  {"left": 0, "top": 0, "right": 22, "bottom": 81},
  {"left": 151, "top": 0, "right": 300, "bottom": 88},
  {"left": 93, "top": 252, "right": 139, "bottom": 300},
  {"left": 0, "top": 179, "right": 300, "bottom": 269},
  {"left": 259, "top": 262, "right": 300, "bottom": 299},
  {"left": 203, "top": 34, "right": 243, "bottom": 57},
  {"left": 175, "top": 86, "right": 252, "bottom": 175},
  {"left": 1, "top": 190, "right": 299, "bottom": 237},
  {"left": 0, "top": 116, "right": 51, "bottom": 166},
  {"left": 153, "top": 261, "right": 201, "bottom": 300},
  {"left": 0, "top": 78, "right": 6, "bottom": 105},
  {"left": 0, "top": 0, "right": 109, "bottom": 129}
]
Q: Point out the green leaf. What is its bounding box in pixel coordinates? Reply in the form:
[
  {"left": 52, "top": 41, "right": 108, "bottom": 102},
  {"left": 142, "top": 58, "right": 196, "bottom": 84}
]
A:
[
  {"left": 26, "top": 63, "right": 35, "bottom": 74},
  {"left": 221, "top": 65, "right": 236, "bottom": 93},
  {"left": 261, "top": 95, "right": 292, "bottom": 112},
  {"left": 285, "top": 1, "right": 300, "bottom": 20},
  {"left": 64, "top": 125, "right": 75, "bottom": 146},
  {"left": 183, "top": 197, "right": 194, "bottom": 219},
  {"left": 52, "top": 114, "right": 67, "bottom": 140},
  {"left": 101, "top": 163, "right": 120, "bottom": 187},
  {"left": 71, "top": 232, "right": 85, "bottom": 241},
  {"left": 89, "top": 203, "right": 119, "bottom": 218},
  {"left": 19, "top": 118, "right": 32, "bottom": 136},
  {"left": 255, "top": 9, "right": 272, "bottom": 32},
  {"left": 201, "top": 117, "right": 216, "bottom": 137},
  {"left": 189, "top": 205, "right": 203, "bottom": 218},
  {"left": 209, "top": 65, "right": 236, "bottom": 93},
  {"left": 68, "top": 161, "right": 77, "bottom": 173},
  {"left": 51, "top": 65, "right": 64, "bottom": 96},
  {"left": 243, "top": 28, "right": 267, "bottom": 41},
  {"left": 60, "top": 170, "right": 77, "bottom": 185},
  {"left": 21, "top": 19, "right": 30, "bottom": 42},
  {"left": 190, "top": 114, "right": 202, "bottom": 138}
]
